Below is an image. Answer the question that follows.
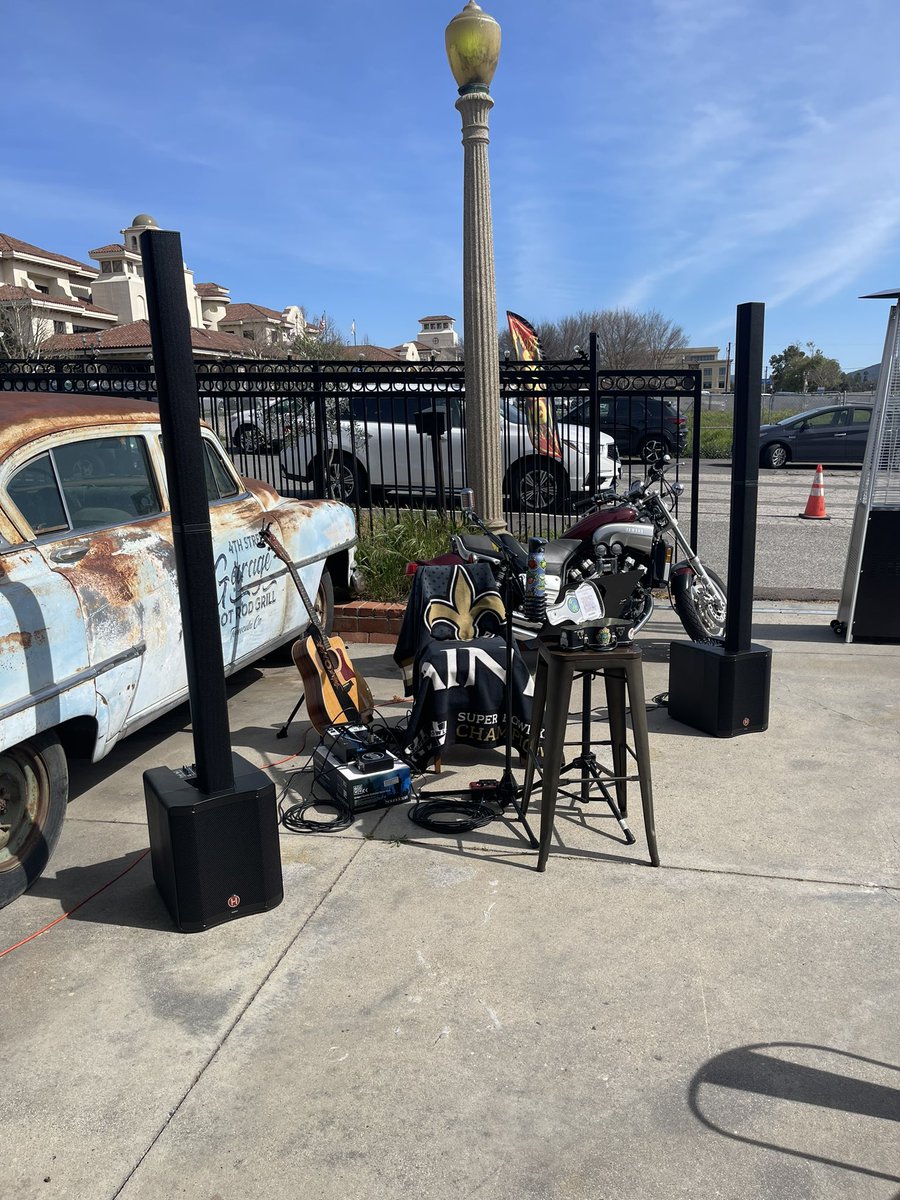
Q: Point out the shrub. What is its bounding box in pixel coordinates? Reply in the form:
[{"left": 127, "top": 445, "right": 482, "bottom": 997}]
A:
[{"left": 355, "top": 510, "right": 466, "bottom": 602}]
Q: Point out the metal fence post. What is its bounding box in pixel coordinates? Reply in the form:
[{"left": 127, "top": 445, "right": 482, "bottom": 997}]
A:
[
  {"left": 311, "top": 362, "right": 328, "bottom": 498},
  {"left": 588, "top": 332, "right": 600, "bottom": 491}
]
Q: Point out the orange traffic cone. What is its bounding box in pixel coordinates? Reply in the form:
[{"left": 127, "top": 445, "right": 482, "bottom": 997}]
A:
[{"left": 798, "top": 464, "right": 830, "bottom": 520}]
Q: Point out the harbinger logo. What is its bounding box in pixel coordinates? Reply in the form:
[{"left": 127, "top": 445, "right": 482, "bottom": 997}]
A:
[{"left": 227, "top": 894, "right": 241, "bottom": 909}]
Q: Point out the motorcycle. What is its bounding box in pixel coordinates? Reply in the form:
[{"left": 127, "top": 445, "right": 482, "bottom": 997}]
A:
[{"left": 425, "top": 456, "right": 727, "bottom": 643}]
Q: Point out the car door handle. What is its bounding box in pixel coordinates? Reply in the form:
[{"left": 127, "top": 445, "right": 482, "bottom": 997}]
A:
[
  {"left": 834, "top": 432, "right": 847, "bottom": 438},
  {"left": 49, "top": 544, "right": 90, "bottom": 564}
]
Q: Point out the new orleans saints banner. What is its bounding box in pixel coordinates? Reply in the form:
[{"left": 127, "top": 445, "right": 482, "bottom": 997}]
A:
[
  {"left": 394, "top": 564, "right": 533, "bottom": 769},
  {"left": 506, "top": 310, "right": 563, "bottom": 462}
]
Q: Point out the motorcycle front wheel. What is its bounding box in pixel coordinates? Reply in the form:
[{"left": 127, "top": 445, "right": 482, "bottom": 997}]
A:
[{"left": 671, "top": 566, "right": 726, "bottom": 641}]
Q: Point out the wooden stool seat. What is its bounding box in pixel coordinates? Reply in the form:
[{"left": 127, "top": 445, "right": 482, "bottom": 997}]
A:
[{"left": 521, "top": 640, "right": 660, "bottom": 872}]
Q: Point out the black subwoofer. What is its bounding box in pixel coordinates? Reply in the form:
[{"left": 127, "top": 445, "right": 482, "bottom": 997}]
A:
[
  {"left": 144, "top": 753, "right": 283, "bottom": 932},
  {"left": 668, "top": 641, "right": 772, "bottom": 738}
]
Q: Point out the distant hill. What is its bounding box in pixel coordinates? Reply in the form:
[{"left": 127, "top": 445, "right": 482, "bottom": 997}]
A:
[{"left": 847, "top": 362, "right": 880, "bottom": 384}]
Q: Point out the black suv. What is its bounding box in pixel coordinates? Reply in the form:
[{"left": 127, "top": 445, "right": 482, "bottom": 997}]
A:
[{"left": 563, "top": 394, "right": 688, "bottom": 462}]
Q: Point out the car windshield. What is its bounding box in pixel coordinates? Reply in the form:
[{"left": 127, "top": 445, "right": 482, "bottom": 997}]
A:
[{"left": 778, "top": 409, "right": 826, "bottom": 426}]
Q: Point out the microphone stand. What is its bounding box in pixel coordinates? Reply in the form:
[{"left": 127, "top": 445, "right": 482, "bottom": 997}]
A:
[{"left": 410, "top": 495, "right": 539, "bottom": 848}]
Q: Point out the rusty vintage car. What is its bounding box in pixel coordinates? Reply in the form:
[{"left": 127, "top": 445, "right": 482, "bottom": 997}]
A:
[{"left": 0, "top": 393, "right": 358, "bottom": 907}]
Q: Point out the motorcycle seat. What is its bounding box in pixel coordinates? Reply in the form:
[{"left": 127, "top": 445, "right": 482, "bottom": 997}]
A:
[{"left": 456, "top": 533, "right": 504, "bottom": 562}]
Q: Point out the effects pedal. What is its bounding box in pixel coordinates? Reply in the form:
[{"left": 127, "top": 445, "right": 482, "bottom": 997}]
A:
[
  {"left": 356, "top": 749, "right": 393, "bottom": 774},
  {"left": 322, "top": 723, "right": 370, "bottom": 764}
]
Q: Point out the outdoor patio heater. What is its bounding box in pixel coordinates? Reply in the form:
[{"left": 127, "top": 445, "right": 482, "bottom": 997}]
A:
[{"left": 834, "top": 290, "right": 900, "bottom": 643}]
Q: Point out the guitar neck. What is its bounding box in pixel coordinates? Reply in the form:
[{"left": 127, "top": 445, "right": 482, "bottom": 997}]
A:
[
  {"left": 260, "top": 526, "right": 325, "bottom": 639},
  {"left": 259, "top": 525, "right": 359, "bottom": 721}
]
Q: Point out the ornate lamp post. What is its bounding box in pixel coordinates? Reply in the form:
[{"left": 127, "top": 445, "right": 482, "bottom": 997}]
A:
[{"left": 445, "top": 1, "right": 504, "bottom": 531}]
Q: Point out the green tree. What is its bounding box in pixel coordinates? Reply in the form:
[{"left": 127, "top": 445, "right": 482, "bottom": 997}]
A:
[
  {"left": 769, "top": 341, "right": 841, "bottom": 392},
  {"left": 287, "top": 312, "right": 349, "bottom": 360}
]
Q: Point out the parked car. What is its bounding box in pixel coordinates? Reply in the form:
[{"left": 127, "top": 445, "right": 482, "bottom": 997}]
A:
[
  {"left": 563, "top": 394, "right": 689, "bottom": 462},
  {"left": 0, "top": 393, "right": 358, "bottom": 907},
  {"left": 759, "top": 404, "right": 873, "bottom": 468},
  {"left": 199, "top": 395, "right": 299, "bottom": 454},
  {"left": 279, "top": 390, "right": 620, "bottom": 511}
]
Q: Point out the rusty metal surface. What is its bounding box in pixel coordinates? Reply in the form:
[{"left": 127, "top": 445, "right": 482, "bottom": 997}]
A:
[
  {"left": 0, "top": 392, "right": 163, "bottom": 463},
  {"left": 0, "top": 398, "right": 357, "bottom": 765}
]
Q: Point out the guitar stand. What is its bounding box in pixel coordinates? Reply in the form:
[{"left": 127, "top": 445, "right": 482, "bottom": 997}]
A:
[{"left": 276, "top": 691, "right": 306, "bottom": 740}]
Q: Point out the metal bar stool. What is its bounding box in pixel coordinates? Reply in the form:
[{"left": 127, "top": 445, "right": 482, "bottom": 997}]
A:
[{"left": 521, "top": 640, "right": 660, "bottom": 872}]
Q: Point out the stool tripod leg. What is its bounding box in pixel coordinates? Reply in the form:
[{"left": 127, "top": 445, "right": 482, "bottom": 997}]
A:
[{"left": 571, "top": 755, "right": 636, "bottom": 845}]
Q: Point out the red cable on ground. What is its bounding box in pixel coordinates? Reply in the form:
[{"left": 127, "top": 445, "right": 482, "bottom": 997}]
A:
[
  {"left": 0, "top": 747, "right": 308, "bottom": 960},
  {"left": 0, "top": 848, "right": 151, "bottom": 960}
]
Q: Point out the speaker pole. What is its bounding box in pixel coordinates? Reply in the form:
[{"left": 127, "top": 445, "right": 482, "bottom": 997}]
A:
[
  {"left": 141, "top": 228, "right": 234, "bottom": 795},
  {"left": 725, "top": 302, "right": 764, "bottom": 655},
  {"left": 666, "top": 302, "right": 772, "bottom": 738}
]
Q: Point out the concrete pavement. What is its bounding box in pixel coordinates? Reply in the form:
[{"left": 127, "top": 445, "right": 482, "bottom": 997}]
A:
[{"left": 1, "top": 605, "right": 898, "bottom": 1199}]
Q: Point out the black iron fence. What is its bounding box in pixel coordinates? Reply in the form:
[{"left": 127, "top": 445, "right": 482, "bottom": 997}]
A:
[{"left": 0, "top": 356, "right": 702, "bottom": 544}]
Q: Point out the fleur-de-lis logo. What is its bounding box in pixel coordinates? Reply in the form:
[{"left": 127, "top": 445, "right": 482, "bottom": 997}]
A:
[{"left": 424, "top": 566, "right": 504, "bottom": 641}]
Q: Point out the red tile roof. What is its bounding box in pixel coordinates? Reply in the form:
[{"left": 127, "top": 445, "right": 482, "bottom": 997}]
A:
[
  {"left": 221, "top": 302, "right": 284, "bottom": 323},
  {"left": 0, "top": 284, "right": 116, "bottom": 316},
  {"left": 88, "top": 243, "right": 132, "bottom": 256},
  {"left": 196, "top": 282, "right": 230, "bottom": 296},
  {"left": 340, "top": 344, "right": 406, "bottom": 362},
  {"left": 0, "top": 233, "right": 95, "bottom": 275},
  {"left": 418, "top": 314, "right": 455, "bottom": 323},
  {"left": 43, "top": 319, "right": 244, "bottom": 355}
]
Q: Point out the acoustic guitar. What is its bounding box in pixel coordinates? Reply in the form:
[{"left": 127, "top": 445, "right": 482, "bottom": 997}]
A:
[{"left": 258, "top": 524, "right": 375, "bottom": 733}]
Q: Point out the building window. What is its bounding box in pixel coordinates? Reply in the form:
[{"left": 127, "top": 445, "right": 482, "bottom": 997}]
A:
[
  {"left": 53, "top": 321, "right": 66, "bottom": 334},
  {"left": 242, "top": 330, "right": 255, "bottom": 341},
  {"left": 112, "top": 261, "right": 123, "bottom": 273},
  {"left": 35, "top": 284, "right": 50, "bottom": 294},
  {"left": 72, "top": 325, "right": 92, "bottom": 334},
  {"left": 102, "top": 261, "right": 112, "bottom": 273}
]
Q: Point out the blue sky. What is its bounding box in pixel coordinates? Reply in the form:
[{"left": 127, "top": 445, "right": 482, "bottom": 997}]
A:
[{"left": 4, "top": 0, "right": 899, "bottom": 371}]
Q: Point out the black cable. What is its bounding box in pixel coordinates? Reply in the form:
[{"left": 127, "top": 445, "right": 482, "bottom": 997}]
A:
[
  {"left": 280, "top": 795, "right": 353, "bottom": 833},
  {"left": 277, "top": 736, "right": 354, "bottom": 834},
  {"left": 408, "top": 796, "right": 500, "bottom": 834}
]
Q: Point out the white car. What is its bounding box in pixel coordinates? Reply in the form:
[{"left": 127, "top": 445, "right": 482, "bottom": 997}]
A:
[
  {"left": 199, "top": 395, "right": 296, "bottom": 455},
  {"left": 279, "top": 391, "right": 620, "bottom": 511},
  {"left": 0, "top": 393, "right": 358, "bottom": 907}
]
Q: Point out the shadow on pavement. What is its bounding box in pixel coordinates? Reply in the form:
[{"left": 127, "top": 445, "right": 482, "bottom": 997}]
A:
[
  {"left": 26, "top": 849, "right": 172, "bottom": 932},
  {"left": 688, "top": 1043, "right": 900, "bottom": 1186}
]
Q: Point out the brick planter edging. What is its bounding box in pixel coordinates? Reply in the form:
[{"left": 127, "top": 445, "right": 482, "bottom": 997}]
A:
[{"left": 333, "top": 600, "right": 405, "bottom": 644}]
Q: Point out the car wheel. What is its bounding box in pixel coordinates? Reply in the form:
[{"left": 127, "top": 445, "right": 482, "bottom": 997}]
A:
[
  {"left": 0, "top": 732, "right": 68, "bottom": 909},
  {"left": 327, "top": 453, "right": 367, "bottom": 504},
  {"left": 638, "top": 436, "right": 672, "bottom": 464},
  {"left": 509, "top": 459, "right": 569, "bottom": 514},
  {"left": 763, "top": 443, "right": 789, "bottom": 469},
  {"left": 233, "top": 424, "right": 265, "bottom": 453}
]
